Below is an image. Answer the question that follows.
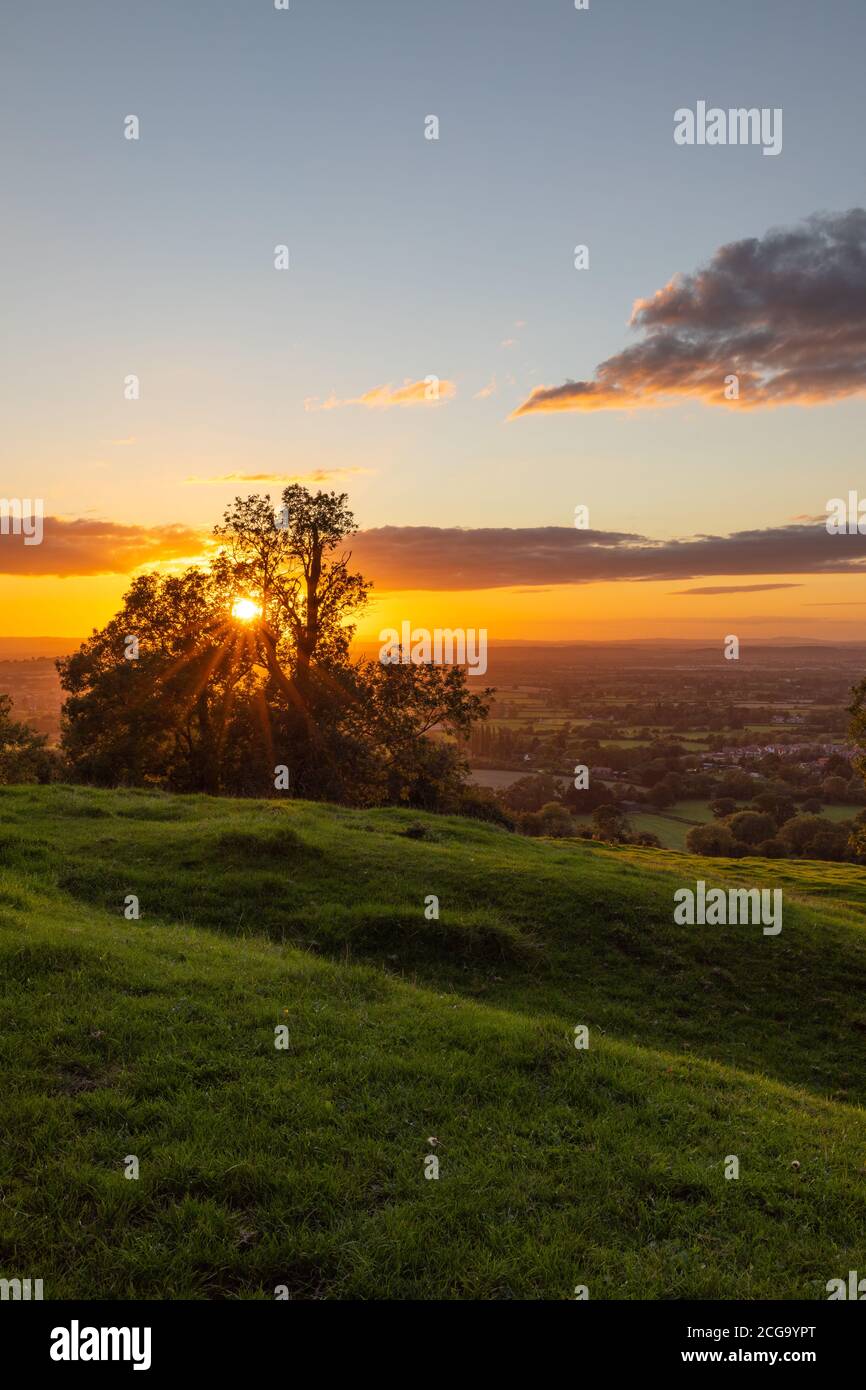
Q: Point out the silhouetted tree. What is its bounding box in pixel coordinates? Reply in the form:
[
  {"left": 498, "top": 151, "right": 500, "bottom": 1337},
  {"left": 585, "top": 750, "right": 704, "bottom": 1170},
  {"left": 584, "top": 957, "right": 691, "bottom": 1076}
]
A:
[
  {"left": 58, "top": 488, "right": 492, "bottom": 807},
  {"left": 0, "top": 694, "right": 53, "bottom": 783}
]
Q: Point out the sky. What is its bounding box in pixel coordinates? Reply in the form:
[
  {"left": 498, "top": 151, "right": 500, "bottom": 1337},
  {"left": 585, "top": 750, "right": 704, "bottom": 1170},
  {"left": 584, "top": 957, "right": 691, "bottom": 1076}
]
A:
[{"left": 2, "top": 0, "right": 866, "bottom": 642}]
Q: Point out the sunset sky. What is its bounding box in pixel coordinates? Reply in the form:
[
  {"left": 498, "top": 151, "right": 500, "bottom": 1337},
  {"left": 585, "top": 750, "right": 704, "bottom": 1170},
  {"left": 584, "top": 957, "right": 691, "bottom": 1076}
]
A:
[{"left": 3, "top": 0, "right": 866, "bottom": 643}]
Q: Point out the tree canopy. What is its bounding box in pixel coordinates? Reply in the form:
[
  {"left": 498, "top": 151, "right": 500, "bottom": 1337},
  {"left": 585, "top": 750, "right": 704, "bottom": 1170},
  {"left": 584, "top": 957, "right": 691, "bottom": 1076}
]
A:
[{"left": 57, "top": 487, "right": 491, "bottom": 806}]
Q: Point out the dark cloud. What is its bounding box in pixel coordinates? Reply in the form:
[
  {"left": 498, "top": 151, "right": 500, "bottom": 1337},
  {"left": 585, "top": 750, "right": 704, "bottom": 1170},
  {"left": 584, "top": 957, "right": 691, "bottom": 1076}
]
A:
[
  {"left": 6, "top": 516, "right": 865, "bottom": 595},
  {"left": 350, "top": 523, "right": 866, "bottom": 590},
  {"left": 0, "top": 517, "right": 205, "bottom": 576},
  {"left": 512, "top": 209, "right": 866, "bottom": 415}
]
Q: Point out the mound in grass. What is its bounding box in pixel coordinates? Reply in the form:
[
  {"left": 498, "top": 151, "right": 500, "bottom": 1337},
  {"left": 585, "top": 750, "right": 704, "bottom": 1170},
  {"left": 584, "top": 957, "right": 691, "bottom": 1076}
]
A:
[
  {"left": 211, "top": 826, "right": 313, "bottom": 863},
  {"left": 1, "top": 784, "right": 865, "bottom": 1299}
]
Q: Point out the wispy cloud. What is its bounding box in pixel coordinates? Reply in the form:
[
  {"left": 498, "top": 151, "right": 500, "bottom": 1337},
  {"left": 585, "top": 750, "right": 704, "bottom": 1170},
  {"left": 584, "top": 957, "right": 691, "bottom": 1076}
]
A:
[
  {"left": 183, "top": 468, "right": 374, "bottom": 485},
  {"left": 304, "top": 378, "right": 456, "bottom": 412},
  {"left": 512, "top": 209, "right": 866, "bottom": 416},
  {"left": 474, "top": 377, "right": 497, "bottom": 399},
  {"left": 671, "top": 583, "right": 803, "bottom": 595}
]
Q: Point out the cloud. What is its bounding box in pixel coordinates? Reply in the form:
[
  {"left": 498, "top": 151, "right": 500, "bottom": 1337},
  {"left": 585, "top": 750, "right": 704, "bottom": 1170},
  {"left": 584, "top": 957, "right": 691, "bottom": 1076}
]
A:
[
  {"left": 184, "top": 468, "right": 373, "bottom": 485},
  {"left": 671, "top": 583, "right": 802, "bottom": 595},
  {"left": 0, "top": 517, "right": 206, "bottom": 576},
  {"left": 512, "top": 208, "right": 866, "bottom": 416},
  {"left": 7, "top": 517, "right": 865, "bottom": 594},
  {"left": 349, "top": 522, "right": 866, "bottom": 590},
  {"left": 305, "top": 379, "right": 456, "bottom": 412},
  {"left": 474, "top": 377, "right": 497, "bottom": 399}
]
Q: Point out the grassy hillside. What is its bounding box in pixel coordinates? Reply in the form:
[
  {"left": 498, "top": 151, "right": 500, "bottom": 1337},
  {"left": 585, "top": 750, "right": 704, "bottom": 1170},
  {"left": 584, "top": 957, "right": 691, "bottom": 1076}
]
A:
[{"left": 1, "top": 784, "right": 866, "bottom": 1299}]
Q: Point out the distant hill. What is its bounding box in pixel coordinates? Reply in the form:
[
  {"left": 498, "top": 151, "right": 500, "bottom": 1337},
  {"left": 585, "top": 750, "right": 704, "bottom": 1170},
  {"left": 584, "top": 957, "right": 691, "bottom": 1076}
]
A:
[
  {"left": 0, "top": 636, "right": 83, "bottom": 658},
  {"left": 1, "top": 784, "right": 865, "bottom": 1298}
]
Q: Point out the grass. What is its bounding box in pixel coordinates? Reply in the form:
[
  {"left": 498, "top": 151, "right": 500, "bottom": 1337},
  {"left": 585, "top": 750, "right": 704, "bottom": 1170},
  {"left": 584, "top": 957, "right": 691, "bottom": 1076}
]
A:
[
  {"left": 1, "top": 783, "right": 866, "bottom": 1299},
  {"left": 819, "top": 803, "right": 859, "bottom": 824}
]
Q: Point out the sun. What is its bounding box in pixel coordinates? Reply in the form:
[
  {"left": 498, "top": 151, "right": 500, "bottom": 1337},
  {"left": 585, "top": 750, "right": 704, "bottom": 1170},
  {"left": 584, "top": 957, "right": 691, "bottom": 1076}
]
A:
[{"left": 231, "top": 597, "right": 262, "bottom": 623}]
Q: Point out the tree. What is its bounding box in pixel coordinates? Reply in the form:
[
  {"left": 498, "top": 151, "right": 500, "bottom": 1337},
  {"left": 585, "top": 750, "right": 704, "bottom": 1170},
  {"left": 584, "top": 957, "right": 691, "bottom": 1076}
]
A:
[
  {"left": 0, "top": 695, "right": 52, "bottom": 783},
  {"left": 749, "top": 791, "right": 795, "bottom": 826},
  {"left": 717, "top": 770, "right": 756, "bottom": 801},
  {"left": 502, "top": 773, "right": 559, "bottom": 813},
  {"left": 538, "top": 801, "right": 574, "bottom": 837},
  {"left": 648, "top": 776, "right": 677, "bottom": 809},
  {"left": 757, "top": 838, "right": 786, "bottom": 858},
  {"left": 57, "top": 568, "right": 244, "bottom": 791},
  {"left": 212, "top": 488, "right": 368, "bottom": 713},
  {"left": 806, "top": 826, "right": 850, "bottom": 862},
  {"left": 562, "top": 778, "right": 610, "bottom": 813},
  {"left": 778, "top": 814, "right": 850, "bottom": 860},
  {"left": 592, "top": 803, "right": 632, "bottom": 843},
  {"left": 822, "top": 775, "right": 849, "bottom": 803},
  {"left": 58, "top": 488, "right": 491, "bottom": 807},
  {"left": 725, "top": 810, "right": 776, "bottom": 847},
  {"left": 685, "top": 823, "right": 739, "bottom": 857}
]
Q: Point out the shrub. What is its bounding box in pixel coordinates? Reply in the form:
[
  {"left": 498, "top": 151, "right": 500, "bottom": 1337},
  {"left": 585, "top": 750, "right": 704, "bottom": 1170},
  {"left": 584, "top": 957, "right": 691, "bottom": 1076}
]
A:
[
  {"left": 725, "top": 810, "right": 777, "bottom": 846},
  {"left": 538, "top": 802, "right": 575, "bottom": 838},
  {"left": 756, "top": 838, "right": 786, "bottom": 858},
  {"left": 685, "top": 823, "right": 738, "bottom": 856},
  {"left": 457, "top": 787, "right": 515, "bottom": 830}
]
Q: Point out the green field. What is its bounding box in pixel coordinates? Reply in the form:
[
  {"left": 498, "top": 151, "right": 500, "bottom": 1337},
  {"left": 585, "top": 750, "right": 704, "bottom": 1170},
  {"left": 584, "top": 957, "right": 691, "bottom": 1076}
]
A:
[
  {"left": 2, "top": 784, "right": 866, "bottom": 1299},
  {"left": 571, "top": 799, "right": 715, "bottom": 850},
  {"left": 820, "top": 803, "right": 859, "bottom": 824}
]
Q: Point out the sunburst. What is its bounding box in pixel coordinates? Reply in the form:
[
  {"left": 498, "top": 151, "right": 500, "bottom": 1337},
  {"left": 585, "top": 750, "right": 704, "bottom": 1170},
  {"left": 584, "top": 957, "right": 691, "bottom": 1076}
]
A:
[{"left": 231, "top": 597, "right": 262, "bottom": 623}]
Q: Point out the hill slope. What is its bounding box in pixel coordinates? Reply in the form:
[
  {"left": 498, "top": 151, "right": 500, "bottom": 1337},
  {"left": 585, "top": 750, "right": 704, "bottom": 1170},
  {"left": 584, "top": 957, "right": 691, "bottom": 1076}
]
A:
[{"left": 1, "top": 784, "right": 865, "bottom": 1299}]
